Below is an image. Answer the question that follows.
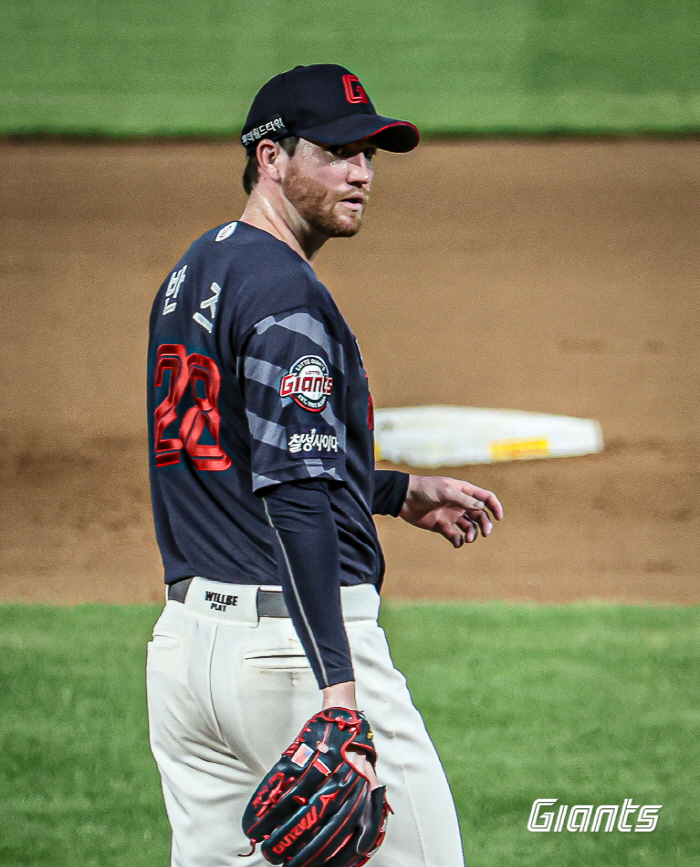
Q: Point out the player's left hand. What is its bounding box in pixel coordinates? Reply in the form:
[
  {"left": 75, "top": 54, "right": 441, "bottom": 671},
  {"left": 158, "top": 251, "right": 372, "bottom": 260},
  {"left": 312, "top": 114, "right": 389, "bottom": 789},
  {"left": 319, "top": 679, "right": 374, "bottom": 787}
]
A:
[
  {"left": 242, "top": 708, "right": 390, "bottom": 867},
  {"left": 399, "top": 475, "right": 503, "bottom": 548}
]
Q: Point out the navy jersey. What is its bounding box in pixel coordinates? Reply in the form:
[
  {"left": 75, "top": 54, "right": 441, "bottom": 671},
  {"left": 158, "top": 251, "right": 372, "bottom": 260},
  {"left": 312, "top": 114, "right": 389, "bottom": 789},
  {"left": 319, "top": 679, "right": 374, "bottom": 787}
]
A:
[{"left": 147, "top": 220, "right": 382, "bottom": 589}]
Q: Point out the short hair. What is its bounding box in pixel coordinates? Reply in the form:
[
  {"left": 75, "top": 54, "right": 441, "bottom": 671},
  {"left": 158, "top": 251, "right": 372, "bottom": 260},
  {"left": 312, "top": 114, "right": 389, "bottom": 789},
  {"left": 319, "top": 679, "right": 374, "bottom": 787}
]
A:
[{"left": 242, "top": 136, "right": 299, "bottom": 195}]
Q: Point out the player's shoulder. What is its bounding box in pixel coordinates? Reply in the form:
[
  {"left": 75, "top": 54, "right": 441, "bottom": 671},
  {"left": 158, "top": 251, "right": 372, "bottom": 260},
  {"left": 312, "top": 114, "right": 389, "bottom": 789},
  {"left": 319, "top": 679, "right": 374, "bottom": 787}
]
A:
[
  {"left": 154, "top": 220, "right": 344, "bottom": 345},
  {"left": 208, "top": 223, "right": 338, "bottom": 319},
  {"left": 193, "top": 221, "right": 320, "bottom": 290}
]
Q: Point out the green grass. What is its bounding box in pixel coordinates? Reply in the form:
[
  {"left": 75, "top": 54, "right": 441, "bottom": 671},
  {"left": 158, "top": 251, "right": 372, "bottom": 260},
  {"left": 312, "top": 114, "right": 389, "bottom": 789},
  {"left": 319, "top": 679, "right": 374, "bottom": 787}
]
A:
[
  {"left": 2, "top": 0, "right": 700, "bottom": 136},
  {"left": 0, "top": 602, "right": 698, "bottom": 866},
  {"left": 380, "top": 602, "right": 700, "bottom": 866},
  {"left": 0, "top": 605, "right": 169, "bottom": 867}
]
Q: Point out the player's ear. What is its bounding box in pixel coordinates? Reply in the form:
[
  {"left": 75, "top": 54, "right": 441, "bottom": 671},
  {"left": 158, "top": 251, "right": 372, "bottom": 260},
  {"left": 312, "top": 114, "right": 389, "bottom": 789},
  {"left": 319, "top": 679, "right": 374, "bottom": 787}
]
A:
[{"left": 256, "top": 139, "right": 286, "bottom": 183}]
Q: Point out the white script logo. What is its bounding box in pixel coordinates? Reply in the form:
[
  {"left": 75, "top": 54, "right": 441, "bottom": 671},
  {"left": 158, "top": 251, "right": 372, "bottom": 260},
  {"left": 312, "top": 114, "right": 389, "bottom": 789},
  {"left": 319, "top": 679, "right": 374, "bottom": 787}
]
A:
[{"left": 527, "top": 799, "right": 662, "bottom": 833}]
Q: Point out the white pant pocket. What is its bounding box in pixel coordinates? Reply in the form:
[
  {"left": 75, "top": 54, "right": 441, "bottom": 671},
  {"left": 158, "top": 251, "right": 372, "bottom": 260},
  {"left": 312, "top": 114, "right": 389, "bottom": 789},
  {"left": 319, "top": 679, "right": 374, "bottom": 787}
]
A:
[{"left": 243, "top": 649, "right": 311, "bottom": 671}]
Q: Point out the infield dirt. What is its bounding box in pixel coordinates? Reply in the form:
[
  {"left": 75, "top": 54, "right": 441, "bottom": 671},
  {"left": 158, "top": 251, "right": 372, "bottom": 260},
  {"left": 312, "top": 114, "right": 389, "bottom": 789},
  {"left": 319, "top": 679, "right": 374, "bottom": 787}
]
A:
[{"left": 1, "top": 140, "right": 698, "bottom": 603}]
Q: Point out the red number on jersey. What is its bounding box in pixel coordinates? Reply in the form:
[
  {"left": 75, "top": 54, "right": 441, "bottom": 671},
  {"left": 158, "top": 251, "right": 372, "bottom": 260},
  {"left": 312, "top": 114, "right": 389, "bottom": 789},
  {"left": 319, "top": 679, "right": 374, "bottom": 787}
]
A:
[
  {"left": 181, "top": 353, "right": 231, "bottom": 470},
  {"left": 153, "top": 344, "right": 231, "bottom": 471},
  {"left": 154, "top": 344, "right": 189, "bottom": 466}
]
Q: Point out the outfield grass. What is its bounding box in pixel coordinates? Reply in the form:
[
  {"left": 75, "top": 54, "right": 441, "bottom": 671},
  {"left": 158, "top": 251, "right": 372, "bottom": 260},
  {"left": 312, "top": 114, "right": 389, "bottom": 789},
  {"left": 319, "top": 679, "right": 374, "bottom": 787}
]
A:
[
  {"left": 381, "top": 603, "right": 700, "bottom": 866},
  {"left": 0, "top": 603, "right": 697, "bottom": 866},
  {"left": 0, "top": 606, "right": 167, "bottom": 867},
  {"left": 2, "top": 0, "right": 700, "bottom": 135}
]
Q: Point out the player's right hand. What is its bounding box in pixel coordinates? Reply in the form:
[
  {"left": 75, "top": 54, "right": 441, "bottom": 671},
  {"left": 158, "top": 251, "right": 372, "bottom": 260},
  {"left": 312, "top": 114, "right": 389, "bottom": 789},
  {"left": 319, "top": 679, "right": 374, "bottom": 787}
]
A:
[{"left": 399, "top": 475, "right": 503, "bottom": 548}]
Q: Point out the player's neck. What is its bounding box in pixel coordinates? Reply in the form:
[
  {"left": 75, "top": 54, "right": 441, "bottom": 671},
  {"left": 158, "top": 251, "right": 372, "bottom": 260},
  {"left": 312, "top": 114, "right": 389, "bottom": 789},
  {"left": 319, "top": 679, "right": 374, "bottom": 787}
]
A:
[{"left": 241, "top": 188, "right": 327, "bottom": 264}]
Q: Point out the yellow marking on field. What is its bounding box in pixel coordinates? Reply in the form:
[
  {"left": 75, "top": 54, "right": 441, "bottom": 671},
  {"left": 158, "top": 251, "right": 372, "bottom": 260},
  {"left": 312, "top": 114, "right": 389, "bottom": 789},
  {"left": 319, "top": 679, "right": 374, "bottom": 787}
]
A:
[{"left": 489, "top": 438, "right": 550, "bottom": 461}]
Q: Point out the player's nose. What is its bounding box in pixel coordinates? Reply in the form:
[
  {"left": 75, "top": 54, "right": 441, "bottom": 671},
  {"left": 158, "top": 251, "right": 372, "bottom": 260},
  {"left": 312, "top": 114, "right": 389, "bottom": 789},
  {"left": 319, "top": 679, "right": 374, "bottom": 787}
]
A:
[{"left": 347, "top": 152, "right": 373, "bottom": 185}]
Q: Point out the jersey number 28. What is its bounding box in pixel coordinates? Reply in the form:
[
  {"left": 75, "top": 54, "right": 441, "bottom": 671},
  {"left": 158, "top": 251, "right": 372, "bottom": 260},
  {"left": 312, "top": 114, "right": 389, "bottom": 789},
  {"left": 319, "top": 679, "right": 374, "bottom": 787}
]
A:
[{"left": 153, "top": 343, "right": 231, "bottom": 471}]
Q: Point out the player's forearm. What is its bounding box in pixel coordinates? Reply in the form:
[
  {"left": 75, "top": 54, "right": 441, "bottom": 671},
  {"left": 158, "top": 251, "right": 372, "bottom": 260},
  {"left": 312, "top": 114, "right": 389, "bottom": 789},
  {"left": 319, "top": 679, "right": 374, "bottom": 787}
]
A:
[{"left": 262, "top": 479, "right": 355, "bottom": 690}]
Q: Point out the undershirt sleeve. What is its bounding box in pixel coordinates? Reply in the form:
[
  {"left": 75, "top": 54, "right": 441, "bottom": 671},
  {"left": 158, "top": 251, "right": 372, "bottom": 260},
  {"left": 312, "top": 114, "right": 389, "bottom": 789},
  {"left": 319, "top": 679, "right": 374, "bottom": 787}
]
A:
[
  {"left": 262, "top": 479, "right": 354, "bottom": 689},
  {"left": 373, "top": 470, "right": 410, "bottom": 516}
]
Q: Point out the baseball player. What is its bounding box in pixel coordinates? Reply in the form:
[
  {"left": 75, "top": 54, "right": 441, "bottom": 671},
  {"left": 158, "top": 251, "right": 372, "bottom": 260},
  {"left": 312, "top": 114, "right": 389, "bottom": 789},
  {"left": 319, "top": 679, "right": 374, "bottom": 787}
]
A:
[{"left": 146, "top": 64, "right": 503, "bottom": 867}]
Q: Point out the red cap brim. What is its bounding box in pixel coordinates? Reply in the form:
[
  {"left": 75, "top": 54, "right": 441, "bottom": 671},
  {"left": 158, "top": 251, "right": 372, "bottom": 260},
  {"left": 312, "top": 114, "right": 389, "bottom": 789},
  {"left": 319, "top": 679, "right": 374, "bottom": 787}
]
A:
[{"left": 296, "top": 114, "right": 420, "bottom": 153}]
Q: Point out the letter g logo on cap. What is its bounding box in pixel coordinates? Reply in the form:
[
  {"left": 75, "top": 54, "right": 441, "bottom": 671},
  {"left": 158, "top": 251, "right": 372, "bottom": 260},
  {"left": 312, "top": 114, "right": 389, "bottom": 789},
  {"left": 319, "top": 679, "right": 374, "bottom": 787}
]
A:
[{"left": 342, "top": 75, "right": 369, "bottom": 104}]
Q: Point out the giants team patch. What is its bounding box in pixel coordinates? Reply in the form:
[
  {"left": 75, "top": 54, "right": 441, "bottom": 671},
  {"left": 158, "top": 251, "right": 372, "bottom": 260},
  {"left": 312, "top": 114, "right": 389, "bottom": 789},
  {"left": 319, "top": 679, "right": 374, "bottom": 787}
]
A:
[
  {"left": 287, "top": 425, "right": 339, "bottom": 458},
  {"left": 280, "top": 356, "right": 333, "bottom": 412}
]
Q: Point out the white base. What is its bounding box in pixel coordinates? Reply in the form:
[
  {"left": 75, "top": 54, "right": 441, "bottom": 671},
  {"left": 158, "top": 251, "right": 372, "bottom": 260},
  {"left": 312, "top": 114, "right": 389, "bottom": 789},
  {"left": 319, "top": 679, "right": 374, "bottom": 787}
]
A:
[{"left": 374, "top": 405, "right": 604, "bottom": 467}]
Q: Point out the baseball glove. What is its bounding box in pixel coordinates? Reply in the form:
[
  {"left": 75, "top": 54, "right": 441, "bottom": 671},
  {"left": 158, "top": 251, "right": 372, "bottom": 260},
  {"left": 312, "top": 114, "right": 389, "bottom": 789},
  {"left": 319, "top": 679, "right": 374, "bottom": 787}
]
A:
[{"left": 242, "top": 708, "right": 391, "bottom": 867}]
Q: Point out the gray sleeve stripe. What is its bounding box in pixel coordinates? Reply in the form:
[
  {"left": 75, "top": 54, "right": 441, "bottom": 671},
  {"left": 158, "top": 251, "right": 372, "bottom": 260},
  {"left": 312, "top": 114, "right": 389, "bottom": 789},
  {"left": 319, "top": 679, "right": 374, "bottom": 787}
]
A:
[
  {"left": 254, "top": 472, "right": 278, "bottom": 489},
  {"left": 254, "top": 312, "right": 346, "bottom": 373},
  {"left": 307, "top": 464, "right": 342, "bottom": 481},
  {"left": 277, "top": 312, "right": 346, "bottom": 373},
  {"left": 244, "top": 356, "right": 286, "bottom": 388},
  {"left": 255, "top": 315, "right": 277, "bottom": 335},
  {"left": 252, "top": 466, "right": 342, "bottom": 491},
  {"left": 262, "top": 500, "right": 329, "bottom": 687},
  {"left": 245, "top": 411, "right": 287, "bottom": 449}
]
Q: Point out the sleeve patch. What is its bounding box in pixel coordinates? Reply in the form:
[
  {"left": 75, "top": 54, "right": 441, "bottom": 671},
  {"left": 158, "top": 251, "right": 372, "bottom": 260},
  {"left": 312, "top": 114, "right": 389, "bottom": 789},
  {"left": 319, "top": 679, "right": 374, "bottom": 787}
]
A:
[
  {"left": 280, "top": 355, "right": 333, "bottom": 412},
  {"left": 287, "top": 425, "right": 339, "bottom": 458}
]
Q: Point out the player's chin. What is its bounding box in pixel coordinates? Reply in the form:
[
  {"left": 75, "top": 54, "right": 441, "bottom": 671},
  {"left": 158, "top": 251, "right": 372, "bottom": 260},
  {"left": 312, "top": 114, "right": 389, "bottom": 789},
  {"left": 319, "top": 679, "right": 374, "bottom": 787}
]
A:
[
  {"left": 333, "top": 223, "right": 362, "bottom": 238},
  {"left": 330, "top": 210, "right": 364, "bottom": 237},
  {"left": 310, "top": 206, "right": 364, "bottom": 238}
]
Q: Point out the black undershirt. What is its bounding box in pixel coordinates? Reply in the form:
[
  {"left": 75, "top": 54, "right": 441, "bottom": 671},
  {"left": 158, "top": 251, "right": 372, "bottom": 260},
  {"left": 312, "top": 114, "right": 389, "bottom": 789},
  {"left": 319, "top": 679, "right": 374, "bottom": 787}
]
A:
[{"left": 373, "top": 469, "right": 410, "bottom": 517}]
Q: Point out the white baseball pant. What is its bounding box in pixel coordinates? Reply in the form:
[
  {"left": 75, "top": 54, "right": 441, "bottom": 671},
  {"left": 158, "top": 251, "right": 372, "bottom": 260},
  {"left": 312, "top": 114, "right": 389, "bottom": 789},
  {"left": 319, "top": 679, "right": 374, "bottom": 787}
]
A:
[{"left": 146, "top": 579, "right": 465, "bottom": 867}]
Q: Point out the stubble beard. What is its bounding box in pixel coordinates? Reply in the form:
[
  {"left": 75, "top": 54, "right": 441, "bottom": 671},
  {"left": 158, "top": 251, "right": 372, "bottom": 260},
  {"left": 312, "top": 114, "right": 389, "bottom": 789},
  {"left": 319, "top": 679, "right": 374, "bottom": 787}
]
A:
[{"left": 281, "top": 171, "right": 364, "bottom": 238}]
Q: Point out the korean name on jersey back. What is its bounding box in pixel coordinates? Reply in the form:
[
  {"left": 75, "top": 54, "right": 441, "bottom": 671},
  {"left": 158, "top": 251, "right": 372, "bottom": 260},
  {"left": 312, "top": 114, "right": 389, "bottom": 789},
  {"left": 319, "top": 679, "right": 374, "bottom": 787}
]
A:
[{"left": 280, "top": 355, "right": 333, "bottom": 412}]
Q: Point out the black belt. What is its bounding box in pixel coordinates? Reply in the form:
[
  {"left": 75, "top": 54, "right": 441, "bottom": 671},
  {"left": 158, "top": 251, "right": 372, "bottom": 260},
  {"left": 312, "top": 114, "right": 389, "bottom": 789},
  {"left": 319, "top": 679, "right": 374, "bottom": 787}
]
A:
[{"left": 167, "top": 577, "right": 290, "bottom": 617}]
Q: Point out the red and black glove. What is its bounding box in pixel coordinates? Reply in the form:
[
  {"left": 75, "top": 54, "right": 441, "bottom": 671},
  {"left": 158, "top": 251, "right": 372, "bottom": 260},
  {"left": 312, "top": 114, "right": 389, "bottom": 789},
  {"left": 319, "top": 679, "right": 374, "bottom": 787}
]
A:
[{"left": 242, "top": 708, "right": 391, "bottom": 867}]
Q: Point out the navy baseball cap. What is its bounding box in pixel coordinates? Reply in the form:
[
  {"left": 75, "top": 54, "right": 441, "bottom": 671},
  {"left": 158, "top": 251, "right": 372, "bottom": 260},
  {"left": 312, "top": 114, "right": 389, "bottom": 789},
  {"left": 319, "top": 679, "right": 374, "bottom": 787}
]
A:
[{"left": 241, "top": 64, "right": 420, "bottom": 155}]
